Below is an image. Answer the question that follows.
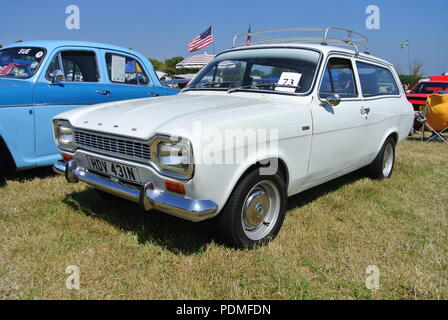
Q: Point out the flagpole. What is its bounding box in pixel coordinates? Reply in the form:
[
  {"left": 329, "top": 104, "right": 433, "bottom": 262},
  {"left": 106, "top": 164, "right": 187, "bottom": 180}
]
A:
[
  {"left": 408, "top": 43, "right": 411, "bottom": 76},
  {"left": 400, "top": 40, "right": 411, "bottom": 76}
]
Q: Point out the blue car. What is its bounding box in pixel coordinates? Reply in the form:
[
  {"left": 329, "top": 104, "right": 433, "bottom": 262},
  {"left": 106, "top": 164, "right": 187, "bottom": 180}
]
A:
[{"left": 0, "top": 41, "right": 178, "bottom": 174}]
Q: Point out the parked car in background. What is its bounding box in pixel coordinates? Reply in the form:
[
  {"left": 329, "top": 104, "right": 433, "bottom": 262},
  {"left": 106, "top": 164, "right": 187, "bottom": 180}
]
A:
[
  {"left": 161, "top": 78, "right": 190, "bottom": 89},
  {"left": 52, "top": 27, "right": 413, "bottom": 248},
  {"left": 407, "top": 76, "right": 448, "bottom": 110},
  {"left": 0, "top": 41, "right": 178, "bottom": 175}
]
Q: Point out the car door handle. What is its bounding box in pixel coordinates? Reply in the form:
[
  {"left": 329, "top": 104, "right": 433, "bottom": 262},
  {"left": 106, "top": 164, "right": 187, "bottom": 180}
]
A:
[
  {"left": 96, "top": 90, "right": 111, "bottom": 96},
  {"left": 361, "top": 107, "right": 370, "bottom": 115},
  {"left": 148, "top": 92, "right": 159, "bottom": 97}
]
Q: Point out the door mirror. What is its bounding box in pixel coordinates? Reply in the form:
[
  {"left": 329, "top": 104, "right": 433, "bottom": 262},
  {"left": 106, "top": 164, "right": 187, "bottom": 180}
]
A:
[
  {"left": 51, "top": 69, "right": 64, "bottom": 85},
  {"left": 324, "top": 93, "right": 341, "bottom": 106}
]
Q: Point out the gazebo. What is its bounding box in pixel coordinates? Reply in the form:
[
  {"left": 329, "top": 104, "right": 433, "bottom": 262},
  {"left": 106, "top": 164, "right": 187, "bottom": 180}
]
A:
[{"left": 176, "top": 53, "right": 215, "bottom": 69}]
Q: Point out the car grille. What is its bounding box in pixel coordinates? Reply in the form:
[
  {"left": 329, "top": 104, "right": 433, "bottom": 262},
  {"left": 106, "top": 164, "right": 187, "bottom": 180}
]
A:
[{"left": 74, "top": 129, "right": 151, "bottom": 162}]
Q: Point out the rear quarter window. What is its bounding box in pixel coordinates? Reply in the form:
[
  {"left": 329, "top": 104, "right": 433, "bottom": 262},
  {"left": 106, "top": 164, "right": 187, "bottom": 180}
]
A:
[
  {"left": 356, "top": 62, "right": 400, "bottom": 97},
  {"left": 105, "top": 53, "right": 150, "bottom": 85}
]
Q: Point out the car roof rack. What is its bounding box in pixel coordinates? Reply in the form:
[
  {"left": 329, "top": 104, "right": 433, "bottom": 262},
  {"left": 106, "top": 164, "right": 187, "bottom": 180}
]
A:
[{"left": 232, "top": 27, "right": 370, "bottom": 55}]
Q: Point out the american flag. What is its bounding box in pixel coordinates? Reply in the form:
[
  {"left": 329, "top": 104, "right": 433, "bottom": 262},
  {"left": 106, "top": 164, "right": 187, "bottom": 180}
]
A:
[{"left": 188, "top": 27, "right": 214, "bottom": 53}]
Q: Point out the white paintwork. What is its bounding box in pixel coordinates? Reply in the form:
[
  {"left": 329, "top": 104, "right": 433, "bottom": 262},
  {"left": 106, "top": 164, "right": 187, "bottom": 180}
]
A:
[{"left": 55, "top": 43, "right": 414, "bottom": 217}]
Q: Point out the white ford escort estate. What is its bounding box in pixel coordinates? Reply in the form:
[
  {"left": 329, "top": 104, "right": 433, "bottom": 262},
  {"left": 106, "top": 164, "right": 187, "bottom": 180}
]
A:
[{"left": 53, "top": 27, "right": 414, "bottom": 248}]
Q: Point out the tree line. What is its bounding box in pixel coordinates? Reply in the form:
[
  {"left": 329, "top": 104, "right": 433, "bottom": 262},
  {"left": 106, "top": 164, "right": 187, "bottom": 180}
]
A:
[
  {"left": 148, "top": 56, "right": 200, "bottom": 75},
  {"left": 395, "top": 58, "right": 425, "bottom": 88}
]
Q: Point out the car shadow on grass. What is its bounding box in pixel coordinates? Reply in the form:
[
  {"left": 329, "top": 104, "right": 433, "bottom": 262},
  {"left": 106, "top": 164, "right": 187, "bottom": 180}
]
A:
[
  {"left": 287, "top": 168, "right": 366, "bottom": 211},
  {"left": 62, "top": 188, "right": 216, "bottom": 255},
  {"left": 1, "top": 166, "right": 56, "bottom": 187},
  {"left": 61, "top": 169, "right": 367, "bottom": 254},
  {"left": 406, "top": 135, "right": 448, "bottom": 143}
]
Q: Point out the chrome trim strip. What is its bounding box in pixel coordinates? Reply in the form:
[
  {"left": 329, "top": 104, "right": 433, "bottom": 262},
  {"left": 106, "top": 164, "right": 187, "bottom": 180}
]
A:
[
  {"left": 0, "top": 103, "right": 94, "bottom": 109},
  {"left": 53, "top": 160, "right": 217, "bottom": 222}
]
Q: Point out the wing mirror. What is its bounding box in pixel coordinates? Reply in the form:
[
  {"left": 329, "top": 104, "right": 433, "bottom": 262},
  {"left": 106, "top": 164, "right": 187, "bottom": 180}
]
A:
[
  {"left": 51, "top": 69, "right": 64, "bottom": 86},
  {"left": 324, "top": 93, "right": 341, "bottom": 107}
]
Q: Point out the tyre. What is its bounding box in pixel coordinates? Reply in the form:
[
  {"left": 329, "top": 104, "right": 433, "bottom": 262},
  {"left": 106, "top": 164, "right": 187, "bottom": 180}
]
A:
[
  {"left": 216, "top": 168, "right": 287, "bottom": 249},
  {"left": 366, "top": 137, "right": 396, "bottom": 179}
]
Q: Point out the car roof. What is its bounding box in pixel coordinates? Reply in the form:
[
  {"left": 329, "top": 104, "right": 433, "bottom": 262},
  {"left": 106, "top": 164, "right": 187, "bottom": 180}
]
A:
[
  {"left": 2, "top": 40, "right": 143, "bottom": 57},
  {"left": 221, "top": 43, "right": 393, "bottom": 67}
]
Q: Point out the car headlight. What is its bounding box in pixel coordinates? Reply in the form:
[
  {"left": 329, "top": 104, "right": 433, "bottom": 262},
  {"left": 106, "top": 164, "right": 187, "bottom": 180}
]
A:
[
  {"left": 151, "top": 136, "right": 193, "bottom": 179},
  {"left": 53, "top": 120, "right": 76, "bottom": 152}
]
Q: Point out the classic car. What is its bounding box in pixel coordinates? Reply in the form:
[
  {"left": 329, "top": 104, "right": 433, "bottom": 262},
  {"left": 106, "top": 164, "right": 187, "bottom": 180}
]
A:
[
  {"left": 0, "top": 41, "right": 178, "bottom": 175},
  {"left": 406, "top": 76, "right": 448, "bottom": 110},
  {"left": 52, "top": 28, "right": 414, "bottom": 248}
]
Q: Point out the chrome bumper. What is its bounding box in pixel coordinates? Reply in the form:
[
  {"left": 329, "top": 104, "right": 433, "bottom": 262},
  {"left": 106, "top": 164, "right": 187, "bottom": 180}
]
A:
[{"left": 53, "top": 160, "right": 218, "bottom": 222}]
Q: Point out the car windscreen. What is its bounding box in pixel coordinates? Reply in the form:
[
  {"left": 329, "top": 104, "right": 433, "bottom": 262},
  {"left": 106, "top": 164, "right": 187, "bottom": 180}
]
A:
[
  {"left": 186, "top": 48, "right": 321, "bottom": 94},
  {"left": 411, "top": 82, "right": 448, "bottom": 94},
  {"left": 0, "top": 47, "right": 46, "bottom": 79}
]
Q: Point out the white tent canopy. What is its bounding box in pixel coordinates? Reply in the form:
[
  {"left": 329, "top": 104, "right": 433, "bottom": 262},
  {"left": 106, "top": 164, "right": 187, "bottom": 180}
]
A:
[{"left": 176, "top": 53, "right": 215, "bottom": 69}]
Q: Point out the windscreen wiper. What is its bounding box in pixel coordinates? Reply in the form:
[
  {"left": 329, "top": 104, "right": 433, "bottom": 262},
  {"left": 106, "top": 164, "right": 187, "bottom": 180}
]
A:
[
  {"left": 186, "top": 82, "right": 236, "bottom": 89},
  {"left": 183, "top": 82, "right": 237, "bottom": 92},
  {"left": 227, "top": 83, "right": 302, "bottom": 93}
]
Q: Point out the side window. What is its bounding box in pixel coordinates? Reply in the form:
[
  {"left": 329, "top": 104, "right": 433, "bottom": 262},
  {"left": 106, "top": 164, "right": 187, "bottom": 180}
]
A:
[
  {"left": 46, "top": 50, "right": 99, "bottom": 82},
  {"left": 356, "top": 62, "right": 399, "bottom": 97},
  {"left": 319, "top": 58, "right": 358, "bottom": 98},
  {"left": 105, "top": 53, "right": 150, "bottom": 85}
]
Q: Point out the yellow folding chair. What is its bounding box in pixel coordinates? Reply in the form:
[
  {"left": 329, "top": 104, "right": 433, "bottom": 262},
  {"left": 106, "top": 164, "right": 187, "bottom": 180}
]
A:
[{"left": 421, "top": 94, "right": 448, "bottom": 144}]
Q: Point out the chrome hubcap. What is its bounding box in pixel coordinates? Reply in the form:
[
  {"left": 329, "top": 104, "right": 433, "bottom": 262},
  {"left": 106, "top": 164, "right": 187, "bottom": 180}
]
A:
[
  {"left": 241, "top": 180, "right": 280, "bottom": 241},
  {"left": 382, "top": 143, "right": 394, "bottom": 177}
]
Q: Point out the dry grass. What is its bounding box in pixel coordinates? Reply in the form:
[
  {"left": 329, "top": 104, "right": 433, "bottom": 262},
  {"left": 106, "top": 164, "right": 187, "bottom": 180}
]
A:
[{"left": 0, "top": 139, "right": 447, "bottom": 300}]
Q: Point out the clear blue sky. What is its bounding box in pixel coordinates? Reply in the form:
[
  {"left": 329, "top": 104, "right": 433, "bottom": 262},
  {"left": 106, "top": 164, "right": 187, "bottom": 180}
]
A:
[{"left": 1, "top": 0, "right": 446, "bottom": 75}]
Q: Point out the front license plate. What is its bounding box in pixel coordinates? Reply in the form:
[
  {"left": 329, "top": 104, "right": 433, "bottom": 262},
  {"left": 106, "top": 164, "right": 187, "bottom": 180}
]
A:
[{"left": 86, "top": 156, "right": 141, "bottom": 184}]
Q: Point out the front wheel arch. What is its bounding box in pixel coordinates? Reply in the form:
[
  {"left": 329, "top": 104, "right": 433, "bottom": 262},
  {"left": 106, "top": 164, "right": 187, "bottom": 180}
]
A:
[{"left": 231, "top": 157, "right": 289, "bottom": 196}]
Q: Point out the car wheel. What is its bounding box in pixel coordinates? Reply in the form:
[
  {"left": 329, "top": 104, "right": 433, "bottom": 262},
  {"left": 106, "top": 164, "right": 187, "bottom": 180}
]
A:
[
  {"left": 216, "top": 168, "right": 287, "bottom": 249},
  {"left": 367, "top": 137, "right": 396, "bottom": 179}
]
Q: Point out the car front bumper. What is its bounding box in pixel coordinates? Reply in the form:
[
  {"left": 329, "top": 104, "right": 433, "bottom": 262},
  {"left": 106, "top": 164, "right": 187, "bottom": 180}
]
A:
[{"left": 53, "top": 160, "right": 218, "bottom": 222}]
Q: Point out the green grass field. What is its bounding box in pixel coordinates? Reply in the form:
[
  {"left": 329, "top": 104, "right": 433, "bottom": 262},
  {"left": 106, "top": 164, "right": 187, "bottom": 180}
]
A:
[{"left": 1, "top": 139, "right": 447, "bottom": 300}]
